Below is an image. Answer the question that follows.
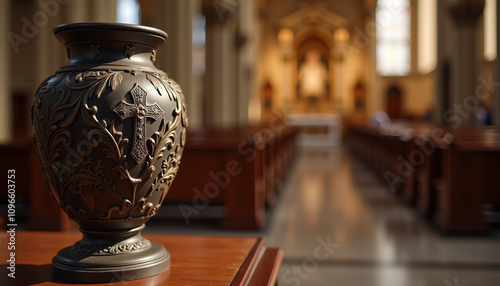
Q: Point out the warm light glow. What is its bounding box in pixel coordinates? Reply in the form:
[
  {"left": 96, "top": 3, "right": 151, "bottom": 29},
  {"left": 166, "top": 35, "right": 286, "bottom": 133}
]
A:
[
  {"left": 484, "top": 0, "right": 497, "bottom": 61},
  {"left": 278, "top": 29, "right": 294, "bottom": 46},
  {"left": 116, "top": 0, "right": 141, "bottom": 25},
  {"left": 376, "top": 0, "right": 411, "bottom": 76},
  {"left": 334, "top": 28, "right": 350, "bottom": 44},
  {"left": 298, "top": 50, "right": 328, "bottom": 98},
  {"left": 418, "top": 0, "right": 437, "bottom": 74}
]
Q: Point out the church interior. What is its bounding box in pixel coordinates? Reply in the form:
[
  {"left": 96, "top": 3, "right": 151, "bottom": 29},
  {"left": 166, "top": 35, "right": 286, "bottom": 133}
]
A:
[{"left": 1, "top": 0, "right": 500, "bottom": 285}]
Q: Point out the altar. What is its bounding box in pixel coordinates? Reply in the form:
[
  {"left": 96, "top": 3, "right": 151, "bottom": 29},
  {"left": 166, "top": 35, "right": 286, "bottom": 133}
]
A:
[{"left": 286, "top": 113, "right": 342, "bottom": 147}]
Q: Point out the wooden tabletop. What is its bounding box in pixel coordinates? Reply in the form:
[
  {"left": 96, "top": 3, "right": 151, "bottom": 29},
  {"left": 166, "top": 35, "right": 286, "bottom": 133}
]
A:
[{"left": 0, "top": 231, "right": 282, "bottom": 286}]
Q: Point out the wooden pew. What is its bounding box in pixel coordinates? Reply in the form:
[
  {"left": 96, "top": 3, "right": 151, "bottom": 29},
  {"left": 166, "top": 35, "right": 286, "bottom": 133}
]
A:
[
  {"left": 349, "top": 123, "right": 500, "bottom": 236},
  {"left": 270, "top": 125, "right": 298, "bottom": 194},
  {"left": 5, "top": 123, "right": 295, "bottom": 232},
  {"left": 0, "top": 139, "right": 31, "bottom": 204},
  {"left": 27, "top": 139, "right": 77, "bottom": 231},
  {"left": 430, "top": 128, "right": 500, "bottom": 235},
  {"left": 0, "top": 139, "right": 31, "bottom": 229},
  {"left": 349, "top": 123, "right": 411, "bottom": 194},
  {"left": 397, "top": 123, "right": 436, "bottom": 206},
  {"left": 1, "top": 138, "right": 76, "bottom": 231},
  {"left": 167, "top": 124, "right": 298, "bottom": 230},
  {"left": 168, "top": 128, "right": 266, "bottom": 230}
]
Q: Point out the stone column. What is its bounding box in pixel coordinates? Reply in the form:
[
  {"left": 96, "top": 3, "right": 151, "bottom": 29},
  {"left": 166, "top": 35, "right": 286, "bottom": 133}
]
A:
[
  {"left": 236, "top": 0, "right": 257, "bottom": 124},
  {"left": 282, "top": 54, "right": 294, "bottom": 113},
  {"left": 334, "top": 51, "right": 344, "bottom": 112},
  {"left": 0, "top": 0, "right": 11, "bottom": 143},
  {"left": 90, "top": 0, "right": 116, "bottom": 22},
  {"left": 154, "top": 0, "right": 201, "bottom": 129},
  {"left": 494, "top": 0, "right": 500, "bottom": 125},
  {"left": 433, "top": 0, "right": 446, "bottom": 124},
  {"left": 203, "top": 4, "right": 238, "bottom": 127},
  {"left": 63, "top": 0, "right": 89, "bottom": 24},
  {"left": 34, "top": 0, "right": 91, "bottom": 86},
  {"left": 448, "top": 0, "right": 485, "bottom": 127},
  {"left": 277, "top": 28, "right": 294, "bottom": 114}
]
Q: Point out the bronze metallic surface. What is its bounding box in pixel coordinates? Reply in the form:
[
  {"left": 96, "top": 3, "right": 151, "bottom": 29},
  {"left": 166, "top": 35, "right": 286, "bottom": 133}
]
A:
[{"left": 31, "top": 22, "right": 187, "bottom": 283}]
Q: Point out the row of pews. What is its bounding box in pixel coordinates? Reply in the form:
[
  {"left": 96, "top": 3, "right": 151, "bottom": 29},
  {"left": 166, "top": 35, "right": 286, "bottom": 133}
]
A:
[
  {"left": 1, "top": 138, "right": 78, "bottom": 231},
  {"left": 168, "top": 124, "right": 298, "bottom": 230},
  {"left": 348, "top": 122, "right": 500, "bottom": 235},
  {"left": 1, "top": 123, "right": 298, "bottom": 231}
]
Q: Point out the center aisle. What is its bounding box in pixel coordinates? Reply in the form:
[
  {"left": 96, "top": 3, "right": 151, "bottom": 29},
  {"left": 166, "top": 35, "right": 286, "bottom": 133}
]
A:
[{"left": 266, "top": 148, "right": 500, "bottom": 286}]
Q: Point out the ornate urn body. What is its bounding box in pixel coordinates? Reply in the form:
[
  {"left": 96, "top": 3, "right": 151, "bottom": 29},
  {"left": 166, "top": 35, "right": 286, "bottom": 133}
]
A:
[{"left": 31, "top": 23, "right": 187, "bottom": 283}]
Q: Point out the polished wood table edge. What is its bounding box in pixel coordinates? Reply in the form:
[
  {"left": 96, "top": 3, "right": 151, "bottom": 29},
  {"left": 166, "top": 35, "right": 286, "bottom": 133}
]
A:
[
  {"left": 231, "top": 237, "right": 266, "bottom": 285},
  {"left": 230, "top": 237, "right": 283, "bottom": 286},
  {"left": 2, "top": 231, "right": 283, "bottom": 286},
  {"left": 247, "top": 248, "right": 284, "bottom": 286}
]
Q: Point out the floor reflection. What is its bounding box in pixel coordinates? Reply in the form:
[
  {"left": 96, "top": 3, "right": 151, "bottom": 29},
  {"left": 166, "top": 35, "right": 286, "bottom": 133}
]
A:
[
  {"left": 266, "top": 147, "right": 500, "bottom": 286},
  {"left": 146, "top": 147, "right": 500, "bottom": 286}
]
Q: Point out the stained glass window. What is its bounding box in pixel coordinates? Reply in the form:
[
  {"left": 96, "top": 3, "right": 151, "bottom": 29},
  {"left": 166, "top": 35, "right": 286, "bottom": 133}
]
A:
[{"left": 376, "top": 0, "right": 411, "bottom": 76}]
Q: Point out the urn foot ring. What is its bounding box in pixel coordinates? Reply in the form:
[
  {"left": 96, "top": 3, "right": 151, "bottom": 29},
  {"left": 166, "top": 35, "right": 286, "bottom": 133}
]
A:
[{"left": 52, "top": 241, "right": 170, "bottom": 283}]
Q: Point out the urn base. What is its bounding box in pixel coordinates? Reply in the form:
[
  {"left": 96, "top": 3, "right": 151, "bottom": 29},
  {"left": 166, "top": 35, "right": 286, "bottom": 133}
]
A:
[{"left": 52, "top": 225, "right": 170, "bottom": 283}]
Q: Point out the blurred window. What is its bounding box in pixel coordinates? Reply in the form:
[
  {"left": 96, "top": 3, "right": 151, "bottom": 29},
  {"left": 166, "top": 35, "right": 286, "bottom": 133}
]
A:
[
  {"left": 484, "top": 0, "right": 497, "bottom": 62},
  {"left": 117, "top": 0, "right": 141, "bottom": 25},
  {"left": 376, "top": 0, "right": 411, "bottom": 76},
  {"left": 193, "top": 14, "right": 206, "bottom": 75},
  {"left": 417, "top": 0, "right": 437, "bottom": 74}
]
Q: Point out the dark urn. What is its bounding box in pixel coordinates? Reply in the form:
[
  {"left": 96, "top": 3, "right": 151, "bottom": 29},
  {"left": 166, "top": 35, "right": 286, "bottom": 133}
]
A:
[{"left": 31, "top": 23, "right": 188, "bottom": 283}]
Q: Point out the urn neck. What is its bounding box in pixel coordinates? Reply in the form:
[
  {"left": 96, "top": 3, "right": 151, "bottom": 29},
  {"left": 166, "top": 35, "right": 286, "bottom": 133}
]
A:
[{"left": 54, "top": 23, "right": 167, "bottom": 71}]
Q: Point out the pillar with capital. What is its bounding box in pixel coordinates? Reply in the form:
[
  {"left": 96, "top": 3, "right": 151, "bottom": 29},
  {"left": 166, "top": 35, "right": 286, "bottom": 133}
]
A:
[
  {"left": 277, "top": 28, "right": 295, "bottom": 113},
  {"left": 448, "top": 0, "right": 485, "bottom": 127},
  {"left": 154, "top": 0, "right": 201, "bottom": 128},
  {"left": 203, "top": 2, "right": 238, "bottom": 127}
]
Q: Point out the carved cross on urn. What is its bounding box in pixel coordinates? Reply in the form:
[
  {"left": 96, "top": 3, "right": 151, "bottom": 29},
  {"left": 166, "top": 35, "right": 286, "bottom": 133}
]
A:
[{"left": 114, "top": 84, "right": 164, "bottom": 163}]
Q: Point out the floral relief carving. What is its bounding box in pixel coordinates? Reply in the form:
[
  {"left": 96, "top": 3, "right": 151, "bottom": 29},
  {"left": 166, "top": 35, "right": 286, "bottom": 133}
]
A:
[
  {"left": 33, "top": 24, "right": 180, "bottom": 281},
  {"left": 32, "top": 69, "right": 187, "bottom": 222},
  {"left": 145, "top": 72, "right": 182, "bottom": 101},
  {"left": 90, "top": 43, "right": 102, "bottom": 58},
  {"left": 124, "top": 44, "right": 135, "bottom": 59}
]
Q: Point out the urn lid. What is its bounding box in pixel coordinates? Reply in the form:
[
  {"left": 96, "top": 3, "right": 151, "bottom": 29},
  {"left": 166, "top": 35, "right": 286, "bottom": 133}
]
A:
[{"left": 54, "top": 22, "right": 168, "bottom": 49}]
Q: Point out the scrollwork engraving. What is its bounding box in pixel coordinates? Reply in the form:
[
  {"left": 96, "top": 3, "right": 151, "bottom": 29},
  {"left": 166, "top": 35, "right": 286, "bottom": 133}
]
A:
[
  {"left": 72, "top": 238, "right": 151, "bottom": 255},
  {"left": 145, "top": 72, "right": 181, "bottom": 101},
  {"left": 32, "top": 69, "right": 188, "bottom": 222}
]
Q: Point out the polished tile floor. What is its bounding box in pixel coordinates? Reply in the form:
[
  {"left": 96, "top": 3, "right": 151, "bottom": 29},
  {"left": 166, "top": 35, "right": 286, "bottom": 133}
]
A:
[{"left": 148, "top": 147, "right": 500, "bottom": 286}]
